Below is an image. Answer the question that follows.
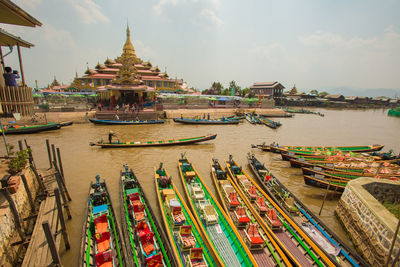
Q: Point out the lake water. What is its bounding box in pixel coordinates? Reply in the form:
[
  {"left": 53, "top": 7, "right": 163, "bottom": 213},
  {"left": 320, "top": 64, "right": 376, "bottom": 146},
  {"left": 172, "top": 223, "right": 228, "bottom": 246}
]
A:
[{"left": 2, "top": 108, "right": 398, "bottom": 266}]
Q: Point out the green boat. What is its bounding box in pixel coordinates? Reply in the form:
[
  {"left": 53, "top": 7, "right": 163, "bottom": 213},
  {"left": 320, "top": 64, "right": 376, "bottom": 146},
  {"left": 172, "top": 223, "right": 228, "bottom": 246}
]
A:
[
  {"left": 178, "top": 155, "right": 257, "bottom": 267},
  {"left": 80, "top": 176, "right": 127, "bottom": 267},
  {"left": 120, "top": 164, "right": 178, "bottom": 266},
  {"left": 225, "top": 155, "right": 337, "bottom": 267},
  {"left": 210, "top": 158, "right": 292, "bottom": 267},
  {"left": 155, "top": 164, "right": 222, "bottom": 267},
  {"left": 255, "top": 144, "right": 384, "bottom": 154},
  {"left": 388, "top": 107, "right": 400, "bottom": 117}
]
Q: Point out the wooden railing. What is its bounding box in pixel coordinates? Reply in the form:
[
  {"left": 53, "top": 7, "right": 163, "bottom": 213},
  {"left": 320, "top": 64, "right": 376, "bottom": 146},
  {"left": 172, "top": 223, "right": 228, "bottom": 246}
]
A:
[{"left": 0, "top": 85, "right": 34, "bottom": 116}]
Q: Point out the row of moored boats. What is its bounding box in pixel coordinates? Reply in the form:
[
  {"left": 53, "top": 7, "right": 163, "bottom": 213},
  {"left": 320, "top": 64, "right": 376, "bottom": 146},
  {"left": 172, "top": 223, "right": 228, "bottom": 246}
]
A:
[{"left": 81, "top": 153, "right": 370, "bottom": 267}]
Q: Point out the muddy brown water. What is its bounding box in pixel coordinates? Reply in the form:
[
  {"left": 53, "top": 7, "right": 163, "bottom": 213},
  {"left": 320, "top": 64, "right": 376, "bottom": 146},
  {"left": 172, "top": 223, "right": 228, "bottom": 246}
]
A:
[{"left": 1, "top": 108, "right": 399, "bottom": 266}]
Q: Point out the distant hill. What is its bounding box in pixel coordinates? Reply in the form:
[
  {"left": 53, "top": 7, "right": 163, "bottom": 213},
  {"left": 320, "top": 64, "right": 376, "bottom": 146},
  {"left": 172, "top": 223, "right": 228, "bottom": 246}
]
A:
[{"left": 322, "top": 87, "right": 400, "bottom": 98}]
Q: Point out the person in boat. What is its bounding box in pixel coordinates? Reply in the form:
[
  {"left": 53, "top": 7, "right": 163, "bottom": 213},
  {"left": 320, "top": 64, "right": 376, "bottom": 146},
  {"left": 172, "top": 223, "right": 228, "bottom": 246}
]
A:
[
  {"left": 207, "top": 113, "right": 210, "bottom": 120},
  {"left": 203, "top": 113, "right": 205, "bottom": 119},
  {"left": 181, "top": 114, "right": 183, "bottom": 119},
  {"left": 114, "top": 114, "right": 119, "bottom": 120},
  {"left": 108, "top": 131, "right": 116, "bottom": 143}
]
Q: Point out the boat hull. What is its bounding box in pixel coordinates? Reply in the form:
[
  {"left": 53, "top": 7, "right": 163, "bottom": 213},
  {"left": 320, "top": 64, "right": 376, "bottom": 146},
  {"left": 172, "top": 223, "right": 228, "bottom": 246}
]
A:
[
  {"left": 173, "top": 118, "right": 239, "bottom": 124},
  {"left": 89, "top": 118, "right": 165, "bottom": 125},
  {"left": 0, "top": 123, "right": 61, "bottom": 134}
]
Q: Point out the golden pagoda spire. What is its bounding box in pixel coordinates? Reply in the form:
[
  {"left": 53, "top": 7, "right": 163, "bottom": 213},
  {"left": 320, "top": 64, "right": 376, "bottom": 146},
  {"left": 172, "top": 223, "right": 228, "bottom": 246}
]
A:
[{"left": 122, "top": 25, "right": 136, "bottom": 58}]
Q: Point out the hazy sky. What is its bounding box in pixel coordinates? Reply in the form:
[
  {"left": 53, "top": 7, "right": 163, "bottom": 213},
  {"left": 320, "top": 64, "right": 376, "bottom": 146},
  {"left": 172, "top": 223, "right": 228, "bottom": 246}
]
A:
[{"left": 2, "top": 0, "right": 400, "bottom": 92}]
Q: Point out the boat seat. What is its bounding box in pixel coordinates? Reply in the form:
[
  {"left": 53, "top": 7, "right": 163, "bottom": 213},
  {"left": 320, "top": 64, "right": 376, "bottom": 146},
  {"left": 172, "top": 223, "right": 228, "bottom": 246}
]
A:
[
  {"left": 145, "top": 252, "right": 163, "bottom": 267},
  {"left": 95, "top": 250, "right": 113, "bottom": 267},
  {"left": 185, "top": 171, "right": 196, "bottom": 182},
  {"left": 171, "top": 206, "right": 185, "bottom": 225},
  {"left": 234, "top": 206, "right": 250, "bottom": 228},
  {"left": 256, "top": 196, "right": 268, "bottom": 213},
  {"left": 284, "top": 197, "right": 299, "bottom": 213},
  {"left": 93, "top": 204, "right": 108, "bottom": 216},
  {"left": 203, "top": 205, "right": 218, "bottom": 225},
  {"left": 244, "top": 223, "right": 265, "bottom": 250},
  {"left": 94, "top": 214, "right": 109, "bottom": 233},
  {"left": 267, "top": 209, "right": 283, "bottom": 228},
  {"left": 248, "top": 185, "right": 257, "bottom": 200},
  {"left": 191, "top": 184, "right": 205, "bottom": 200},
  {"left": 228, "top": 191, "right": 240, "bottom": 208},
  {"left": 95, "top": 231, "right": 111, "bottom": 253},
  {"left": 179, "top": 225, "right": 196, "bottom": 250},
  {"left": 236, "top": 174, "right": 247, "bottom": 180},
  {"left": 186, "top": 248, "right": 207, "bottom": 267}
]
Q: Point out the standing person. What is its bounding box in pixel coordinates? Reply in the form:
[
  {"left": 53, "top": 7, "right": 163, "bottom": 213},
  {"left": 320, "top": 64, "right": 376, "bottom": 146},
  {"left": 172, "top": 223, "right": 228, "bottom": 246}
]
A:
[
  {"left": 207, "top": 113, "right": 210, "bottom": 120},
  {"left": 3, "top": 67, "right": 20, "bottom": 87},
  {"left": 108, "top": 131, "right": 116, "bottom": 143},
  {"left": 115, "top": 104, "right": 119, "bottom": 112},
  {"left": 98, "top": 103, "right": 102, "bottom": 111}
]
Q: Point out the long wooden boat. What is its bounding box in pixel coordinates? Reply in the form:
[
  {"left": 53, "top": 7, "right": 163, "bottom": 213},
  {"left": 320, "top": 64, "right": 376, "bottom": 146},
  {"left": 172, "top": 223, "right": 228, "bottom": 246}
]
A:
[
  {"left": 89, "top": 118, "right": 165, "bottom": 125},
  {"left": 259, "top": 115, "right": 281, "bottom": 126},
  {"left": 282, "top": 108, "right": 324, "bottom": 116},
  {"left": 173, "top": 118, "right": 239, "bottom": 124},
  {"left": 210, "top": 158, "right": 292, "bottom": 267},
  {"left": 155, "top": 164, "right": 222, "bottom": 267},
  {"left": 255, "top": 144, "right": 384, "bottom": 154},
  {"left": 247, "top": 154, "right": 368, "bottom": 267},
  {"left": 90, "top": 133, "right": 216, "bottom": 148},
  {"left": 80, "top": 176, "right": 127, "bottom": 267},
  {"left": 257, "top": 116, "right": 278, "bottom": 129},
  {"left": 178, "top": 155, "right": 257, "bottom": 267},
  {"left": 303, "top": 175, "right": 347, "bottom": 192},
  {"left": 225, "top": 155, "right": 337, "bottom": 267},
  {"left": 0, "top": 122, "right": 61, "bottom": 134},
  {"left": 280, "top": 151, "right": 381, "bottom": 161},
  {"left": 245, "top": 113, "right": 259, "bottom": 124},
  {"left": 120, "top": 164, "right": 178, "bottom": 267},
  {"left": 302, "top": 166, "right": 400, "bottom": 180}
]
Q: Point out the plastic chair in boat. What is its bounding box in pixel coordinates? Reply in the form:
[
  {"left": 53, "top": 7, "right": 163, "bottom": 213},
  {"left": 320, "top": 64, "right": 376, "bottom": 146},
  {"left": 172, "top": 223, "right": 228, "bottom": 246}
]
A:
[
  {"left": 283, "top": 197, "right": 299, "bottom": 214},
  {"left": 140, "top": 231, "right": 156, "bottom": 257},
  {"left": 191, "top": 183, "right": 205, "bottom": 200},
  {"left": 94, "top": 214, "right": 109, "bottom": 234},
  {"left": 95, "top": 250, "right": 113, "bottom": 267},
  {"left": 202, "top": 205, "right": 218, "bottom": 225},
  {"left": 145, "top": 252, "right": 164, "bottom": 267},
  {"left": 171, "top": 206, "right": 185, "bottom": 226},
  {"left": 255, "top": 196, "right": 268, "bottom": 215},
  {"left": 247, "top": 185, "right": 257, "bottom": 201},
  {"left": 244, "top": 223, "right": 265, "bottom": 250},
  {"left": 186, "top": 247, "right": 207, "bottom": 267},
  {"left": 95, "top": 231, "right": 111, "bottom": 253},
  {"left": 266, "top": 209, "right": 282, "bottom": 231},
  {"left": 179, "top": 225, "right": 196, "bottom": 250},
  {"left": 228, "top": 191, "right": 240, "bottom": 210},
  {"left": 233, "top": 206, "right": 250, "bottom": 228}
]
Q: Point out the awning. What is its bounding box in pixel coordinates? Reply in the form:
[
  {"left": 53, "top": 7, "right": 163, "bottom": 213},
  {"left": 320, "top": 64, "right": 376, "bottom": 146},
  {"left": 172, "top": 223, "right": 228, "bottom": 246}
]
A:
[
  {"left": 0, "top": 28, "right": 34, "bottom": 48},
  {"left": 218, "top": 97, "right": 233, "bottom": 101},
  {"left": 0, "top": 0, "right": 42, "bottom": 27}
]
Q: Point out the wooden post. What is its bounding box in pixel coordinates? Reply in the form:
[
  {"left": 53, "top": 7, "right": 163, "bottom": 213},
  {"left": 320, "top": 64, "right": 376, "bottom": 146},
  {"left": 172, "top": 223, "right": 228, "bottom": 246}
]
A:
[
  {"left": 0, "top": 120, "right": 10, "bottom": 157},
  {"left": 54, "top": 188, "right": 70, "bottom": 249},
  {"left": 51, "top": 144, "right": 56, "bottom": 167},
  {"left": 386, "top": 219, "right": 400, "bottom": 266},
  {"left": 53, "top": 162, "right": 71, "bottom": 219},
  {"left": 1, "top": 188, "right": 25, "bottom": 241},
  {"left": 390, "top": 246, "right": 400, "bottom": 267},
  {"left": 24, "top": 139, "right": 36, "bottom": 169},
  {"left": 319, "top": 180, "right": 331, "bottom": 215},
  {"left": 17, "top": 44, "right": 25, "bottom": 87},
  {"left": 56, "top": 148, "right": 64, "bottom": 178},
  {"left": 46, "top": 139, "right": 52, "bottom": 168},
  {"left": 18, "top": 140, "right": 23, "bottom": 151},
  {"left": 42, "top": 221, "right": 62, "bottom": 266},
  {"left": 30, "top": 164, "right": 46, "bottom": 194},
  {"left": 53, "top": 161, "right": 71, "bottom": 201},
  {"left": 20, "top": 174, "right": 35, "bottom": 213},
  {"left": 0, "top": 46, "right": 5, "bottom": 72}
]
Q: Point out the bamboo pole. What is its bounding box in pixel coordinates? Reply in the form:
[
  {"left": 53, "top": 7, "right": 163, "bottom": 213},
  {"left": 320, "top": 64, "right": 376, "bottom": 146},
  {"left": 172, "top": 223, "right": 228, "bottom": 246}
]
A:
[
  {"left": 17, "top": 44, "right": 25, "bottom": 86},
  {"left": 319, "top": 179, "right": 331, "bottom": 215},
  {"left": 0, "top": 46, "right": 4, "bottom": 72},
  {"left": 54, "top": 188, "right": 70, "bottom": 249},
  {"left": 42, "top": 221, "right": 61, "bottom": 265},
  {"left": 386, "top": 219, "right": 400, "bottom": 266}
]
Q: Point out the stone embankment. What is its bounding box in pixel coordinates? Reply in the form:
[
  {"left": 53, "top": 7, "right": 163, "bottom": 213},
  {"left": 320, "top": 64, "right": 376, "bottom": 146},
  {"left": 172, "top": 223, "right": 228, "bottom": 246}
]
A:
[
  {"left": 335, "top": 177, "right": 400, "bottom": 266},
  {"left": 0, "top": 163, "right": 39, "bottom": 266}
]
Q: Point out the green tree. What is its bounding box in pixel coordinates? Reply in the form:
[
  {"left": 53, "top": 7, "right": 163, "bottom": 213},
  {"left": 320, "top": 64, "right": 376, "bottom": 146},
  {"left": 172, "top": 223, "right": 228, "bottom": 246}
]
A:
[
  {"left": 310, "top": 90, "right": 319, "bottom": 95},
  {"left": 241, "top": 87, "right": 250, "bottom": 97},
  {"left": 210, "top": 82, "right": 224, "bottom": 95},
  {"left": 229, "top": 80, "right": 241, "bottom": 96},
  {"left": 319, "top": 91, "right": 329, "bottom": 98}
]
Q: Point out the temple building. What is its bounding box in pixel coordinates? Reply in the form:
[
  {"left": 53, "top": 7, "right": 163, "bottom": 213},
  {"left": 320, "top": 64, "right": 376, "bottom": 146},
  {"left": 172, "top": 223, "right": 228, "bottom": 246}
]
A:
[
  {"left": 249, "top": 82, "right": 284, "bottom": 99},
  {"left": 72, "top": 26, "right": 185, "bottom": 106}
]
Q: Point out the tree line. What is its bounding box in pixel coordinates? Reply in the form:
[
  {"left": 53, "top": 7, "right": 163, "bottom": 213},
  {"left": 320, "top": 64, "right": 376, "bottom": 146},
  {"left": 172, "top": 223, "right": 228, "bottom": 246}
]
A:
[{"left": 201, "top": 81, "right": 255, "bottom": 98}]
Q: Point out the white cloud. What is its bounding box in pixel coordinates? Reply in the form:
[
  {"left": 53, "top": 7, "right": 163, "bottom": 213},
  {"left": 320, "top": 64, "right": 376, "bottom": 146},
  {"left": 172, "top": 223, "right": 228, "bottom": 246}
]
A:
[
  {"left": 14, "top": 0, "right": 44, "bottom": 10},
  {"left": 296, "top": 27, "right": 400, "bottom": 88},
  {"left": 68, "top": 0, "right": 109, "bottom": 24},
  {"left": 40, "top": 23, "right": 76, "bottom": 50},
  {"left": 249, "top": 43, "right": 286, "bottom": 59},
  {"left": 199, "top": 8, "right": 223, "bottom": 26},
  {"left": 153, "top": 0, "right": 182, "bottom": 15},
  {"left": 134, "top": 40, "right": 156, "bottom": 61}
]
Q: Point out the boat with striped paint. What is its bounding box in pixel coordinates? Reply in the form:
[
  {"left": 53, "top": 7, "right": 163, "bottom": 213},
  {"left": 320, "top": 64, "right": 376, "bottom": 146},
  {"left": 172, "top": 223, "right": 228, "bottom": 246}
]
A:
[
  {"left": 155, "top": 164, "right": 222, "bottom": 267},
  {"left": 211, "top": 158, "right": 292, "bottom": 267},
  {"left": 178, "top": 155, "right": 257, "bottom": 267},
  {"left": 247, "top": 154, "right": 368, "bottom": 267},
  {"left": 225, "top": 155, "right": 337, "bottom": 267}
]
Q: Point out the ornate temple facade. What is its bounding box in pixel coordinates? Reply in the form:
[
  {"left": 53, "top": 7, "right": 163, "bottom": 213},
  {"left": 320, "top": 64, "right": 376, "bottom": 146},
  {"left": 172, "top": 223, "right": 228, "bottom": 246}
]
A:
[{"left": 72, "top": 26, "right": 184, "bottom": 105}]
